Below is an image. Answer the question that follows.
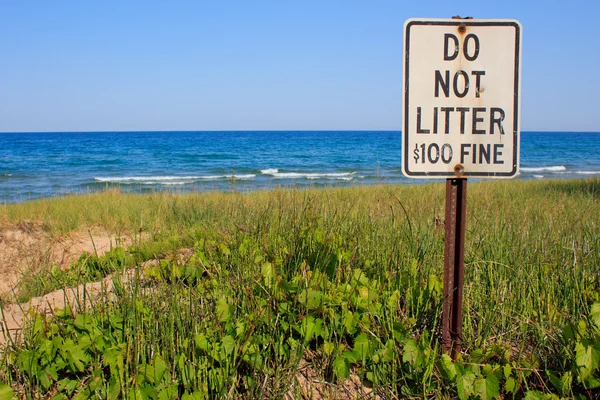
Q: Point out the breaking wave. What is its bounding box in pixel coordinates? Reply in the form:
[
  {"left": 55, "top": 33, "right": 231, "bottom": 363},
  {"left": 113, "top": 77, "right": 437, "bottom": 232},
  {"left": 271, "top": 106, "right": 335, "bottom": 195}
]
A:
[
  {"left": 521, "top": 166, "right": 567, "bottom": 172},
  {"left": 94, "top": 174, "right": 256, "bottom": 185},
  {"left": 261, "top": 169, "right": 356, "bottom": 180}
]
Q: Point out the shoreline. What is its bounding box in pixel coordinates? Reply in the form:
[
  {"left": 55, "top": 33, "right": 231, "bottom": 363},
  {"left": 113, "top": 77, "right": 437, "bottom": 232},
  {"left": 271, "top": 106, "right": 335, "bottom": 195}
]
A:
[
  {"left": 3, "top": 130, "right": 600, "bottom": 203},
  {"left": 2, "top": 174, "right": 599, "bottom": 205}
]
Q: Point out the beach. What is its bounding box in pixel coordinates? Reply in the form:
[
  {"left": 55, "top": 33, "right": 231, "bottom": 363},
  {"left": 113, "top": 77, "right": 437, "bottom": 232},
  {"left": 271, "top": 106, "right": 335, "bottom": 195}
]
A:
[{"left": 0, "top": 179, "right": 598, "bottom": 397}]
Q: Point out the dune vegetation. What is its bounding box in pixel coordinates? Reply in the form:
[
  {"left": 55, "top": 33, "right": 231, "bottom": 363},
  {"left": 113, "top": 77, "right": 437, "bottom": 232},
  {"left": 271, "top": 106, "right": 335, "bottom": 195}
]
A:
[{"left": 0, "top": 178, "right": 598, "bottom": 398}]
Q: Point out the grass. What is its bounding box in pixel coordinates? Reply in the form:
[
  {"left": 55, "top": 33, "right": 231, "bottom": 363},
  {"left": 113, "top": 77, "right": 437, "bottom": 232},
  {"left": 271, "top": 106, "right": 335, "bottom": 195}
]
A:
[{"left": 0, "top": 178, "right": 599, "bottom": 398}]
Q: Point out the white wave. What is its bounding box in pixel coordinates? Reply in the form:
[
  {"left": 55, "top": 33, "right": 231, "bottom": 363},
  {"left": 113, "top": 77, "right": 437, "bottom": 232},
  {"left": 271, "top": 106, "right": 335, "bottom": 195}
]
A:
[
  {"left": 533, "top": 175, "right": 544, "bottom": 179},
  {"left": 1, "top": 173, "right": 12, "bottom": 177},
  {"left": 521, "top": 166, "right": 566, "bottom": 172},
  {"left": 95, "top": 174, "right": 255, "bottom": 184},
  {"left": 268, "top": 171, "right": 356, "bottom": 179},
  {"left": 195, "top": 174, "right": 256, "bottom": 180},
  {"left": 235, "top": 174, "right": 257, "bottom": 180},
  {"left": 141, "top": 181, "right": 189, "bottom": 185},
  {"left": 95, "top": 176, "right": 201, "bottom": 183},
  {"left": 261, "top": 169, "right": 279, "bottom": 175},
  {"left": 574, "top": 171, "right": 600, "bottom": 175}
]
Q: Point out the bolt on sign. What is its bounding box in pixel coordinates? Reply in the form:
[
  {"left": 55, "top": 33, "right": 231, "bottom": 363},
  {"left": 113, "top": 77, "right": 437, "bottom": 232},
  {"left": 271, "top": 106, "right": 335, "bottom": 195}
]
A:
[{"left": 402, "top": 19, "right": 522, "bottom": 178}]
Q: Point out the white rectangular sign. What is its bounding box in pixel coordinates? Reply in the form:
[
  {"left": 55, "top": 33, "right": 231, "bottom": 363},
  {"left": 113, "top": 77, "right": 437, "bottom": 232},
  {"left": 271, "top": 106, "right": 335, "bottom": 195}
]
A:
[{"left": 402, "top": 19, "right": 522, "bottom": 178}]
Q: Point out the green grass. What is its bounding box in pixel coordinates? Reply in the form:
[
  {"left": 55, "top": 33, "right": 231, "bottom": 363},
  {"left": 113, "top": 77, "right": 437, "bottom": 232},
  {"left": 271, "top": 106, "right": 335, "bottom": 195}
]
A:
[{"left": 0, "top": 178, "right": 599, "bottom": 398}]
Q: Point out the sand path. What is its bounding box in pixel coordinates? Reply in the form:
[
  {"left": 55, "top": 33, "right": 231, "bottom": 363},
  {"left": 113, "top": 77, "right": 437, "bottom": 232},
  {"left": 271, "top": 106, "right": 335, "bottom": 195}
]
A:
[{"left": 0, "top": 222, "right": 130, "bottom": 345}]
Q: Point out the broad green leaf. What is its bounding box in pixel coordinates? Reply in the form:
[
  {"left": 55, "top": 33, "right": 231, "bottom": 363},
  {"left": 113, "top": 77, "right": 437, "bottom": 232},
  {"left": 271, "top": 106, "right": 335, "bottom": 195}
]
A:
[
  {"left": 547, "top": 370, "right": 563, "bottom": 393},
  {"left": 108, "top": 377, "right": 121, "bottom": 400},
  {"left": 576, "top": 320, "right": 587, "bottom": 338},
  {"left": 505, "top": 377, "right": 518, "bottom": 394},
  {"left": 475, "top": 374, "right": 500, "bottom": 400},
  {"left": 523, "top": 391, "right": 546, "bottom": 400},
  {"left": 503, "top": 363, "right": 512, "bottom": 379},
  {"left": 382, "top": 340, "right": 395, "bottom": 363},
  {"left": 344, "top": 311, "right": 357, "bottom": 335},
  {"left": 153, "top": 355, "right": 167, "bottom": 383},
  {"left": 0, "top": 384, "right": 14, "bottom": 400},
  {"left": 440, "top": 354, "right": 457, "bottom": 380},
  {"left": 137, "top": 384, "right": 158, "bottom": 400},
  {"left": 66, "top": 344, "right": 91, "bottom": 373},
  {"left": 158, "top": 383, "right": 180, "bottom": 400},
  {"left": 563, "top": 324, "right": 576, "bottom": 341},
  {"left": 74, "top": 387, "right": 93, "bottom": 400},
  {"left": 103, "top": 346, "right": 124, "bottom": 376},
  {"left": 222, "top": 335, "right": 236, "bottom": 356},
  {"left": 353, "top": 269, "right": 369, "bottom": 285},
  {"left": 333, "top": 356, "right": 350, "bottom": 380},
  {"left": 37, "top": 368, "right": 53, "bottom": 389},
  {"left": 18, "top": 349, "right": 39, "bottom": 375},
  {"left": 560, "top": 371, "right": 573, "bottom": 393},
  {"left": 57, "top": 378, "right": 78, "bottom": 395},
  {"left": 219, "top": 243, "right": 231, "bottom": 256},
  {"left": 387, "top": 290, "right": 400, "bottom": 310},
  {"left": 194, "top": 334, "right": 209, "bottom": 352},
  {"left": 88, "top": 370, "right": 103, "bottom": 392},
  {"left": 323, "top": 342, "right": 335, "bottom": 356},
  {"left": 575, "top": 341, "right": 600, "bottom": 381},
  {"left": 591, "top": 303, "right": 600, "bottom": 328},
  {"left": 301, "top": 316, "right": 323, "bottom": 343},
  {"left": 402, "top": 339, "right": 420, "bottom": 366},
  {"left": 298, "top": 289, "right": 323, "bottom": 310},
  {"left": 585, "top": 376, "right": 600, "bottom": 389},
  {"left": 110, "top": 313, "right": 124, "bottom": 330},
  {"left": 39, "top": 339, "right": 55, "bottom": 363},
  {"left": 280, "top": 279, "right": 298, "bottom": 294},
  {"left": 216, "top": 298, "right": 232, "bottom": 323},
  {"left": 74, "top": 314, "right": 92, "bottom": 331},
  {"left": 32, "top": 315, "right": 44, "bottom": 337},
  {"left": 429, "top": 274, "right": 442, "bottom": 292},
  {"left": 470, "top": 349, "right": 485, "bottom": 363},
  {"left": 342, "top": 349, "right": 360, "bottom": 363},
  {"left": 457, "top": 372, "right": 476, "bottom": 400},
  {"left": 353, "top": 334, "right": 370, "bottom": 361},
  {"left": 182, "top": 392, "right": 206, "bottom": 400},
  {"left": 358, "top": 286, "right": 369, "bottom": 301},
  {"left": 245, "top": 350, "right": 264, "bottom": 369},
  {"left": 261, "top": 262, "right": 275, "bottom": 289},
  {"left": 236, "top": 321, "right": 246, "bottom": 337},
  {"left": 138, "top": 364, "right": 154, "bottom": 384}
]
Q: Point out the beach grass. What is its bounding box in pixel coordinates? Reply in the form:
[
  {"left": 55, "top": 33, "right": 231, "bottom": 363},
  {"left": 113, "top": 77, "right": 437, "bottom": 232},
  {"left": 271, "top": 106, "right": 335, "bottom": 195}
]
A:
[{"left": 0, "top": 178, "right": 599, "bottom": 398}]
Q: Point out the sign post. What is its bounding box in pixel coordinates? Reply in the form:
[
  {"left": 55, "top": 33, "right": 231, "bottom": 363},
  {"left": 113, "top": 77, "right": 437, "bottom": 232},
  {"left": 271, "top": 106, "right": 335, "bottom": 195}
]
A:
[
  {"left": 402, "top": 17, "right": 522, "bottom": 358},
  {"left": 442, "top": 177, "right": 467, "bottom": 357}
]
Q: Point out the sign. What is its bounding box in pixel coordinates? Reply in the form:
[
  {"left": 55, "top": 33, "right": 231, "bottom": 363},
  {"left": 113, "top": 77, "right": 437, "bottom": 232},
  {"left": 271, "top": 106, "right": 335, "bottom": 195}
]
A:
[{"left": 402, "top": 19, "right": 522, "bottom": 178}]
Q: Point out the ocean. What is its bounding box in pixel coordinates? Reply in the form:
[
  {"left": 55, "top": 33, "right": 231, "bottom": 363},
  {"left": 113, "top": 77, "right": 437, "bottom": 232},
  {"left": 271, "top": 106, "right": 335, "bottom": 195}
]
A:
[{"left": 1, "top": 131, "right": 599, "bottom": 203}]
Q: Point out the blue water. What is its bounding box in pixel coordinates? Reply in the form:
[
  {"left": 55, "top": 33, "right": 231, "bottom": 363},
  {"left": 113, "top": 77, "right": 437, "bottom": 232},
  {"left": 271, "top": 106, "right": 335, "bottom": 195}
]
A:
[{"left": 1, "top": 131, "right": 599, "bottom": 203}]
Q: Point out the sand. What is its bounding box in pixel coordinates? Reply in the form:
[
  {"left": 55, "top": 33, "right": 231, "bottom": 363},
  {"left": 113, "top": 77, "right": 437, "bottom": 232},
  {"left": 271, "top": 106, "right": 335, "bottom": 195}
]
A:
[{"left": 0, "top": 222, "right": 128, "bottom": 345}]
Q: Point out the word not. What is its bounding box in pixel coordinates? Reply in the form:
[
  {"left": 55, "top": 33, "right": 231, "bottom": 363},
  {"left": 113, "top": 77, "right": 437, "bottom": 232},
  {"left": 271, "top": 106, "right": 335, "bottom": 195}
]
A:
[{"left": 435, "top": 70, "right": 485, "bottom": 98}]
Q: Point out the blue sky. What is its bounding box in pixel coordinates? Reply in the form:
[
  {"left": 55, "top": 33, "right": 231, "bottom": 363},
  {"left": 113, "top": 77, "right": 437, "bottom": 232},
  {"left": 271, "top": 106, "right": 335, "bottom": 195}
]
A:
[{"left": 1, "top": 1, "right": 598, "bottom": 132}]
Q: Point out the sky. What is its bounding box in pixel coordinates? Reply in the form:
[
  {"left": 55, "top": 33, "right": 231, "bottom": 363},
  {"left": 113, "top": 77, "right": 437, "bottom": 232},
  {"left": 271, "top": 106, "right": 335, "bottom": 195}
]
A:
[{"left": 1, "top": 1, "right": 599, "bottom": 132}]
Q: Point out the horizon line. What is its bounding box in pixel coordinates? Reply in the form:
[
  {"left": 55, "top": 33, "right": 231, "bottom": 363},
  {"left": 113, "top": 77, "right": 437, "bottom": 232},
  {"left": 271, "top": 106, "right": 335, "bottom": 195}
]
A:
[{"left": 2, "top": 129, "right": 600, "bottom": 134}]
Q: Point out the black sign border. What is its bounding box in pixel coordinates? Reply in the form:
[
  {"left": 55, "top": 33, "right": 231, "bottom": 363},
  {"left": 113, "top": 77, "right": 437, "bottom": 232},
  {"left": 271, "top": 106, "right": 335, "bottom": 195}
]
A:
[{"left": 403, "top": 20, "right": 521, "bottom": 178}]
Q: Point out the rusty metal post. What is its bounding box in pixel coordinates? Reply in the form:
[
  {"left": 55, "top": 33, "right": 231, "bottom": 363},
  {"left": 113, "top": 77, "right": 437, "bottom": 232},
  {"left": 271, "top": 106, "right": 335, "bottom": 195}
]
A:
[{"left": 442, "top": 178, "right": 467, "bottom": 359}]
